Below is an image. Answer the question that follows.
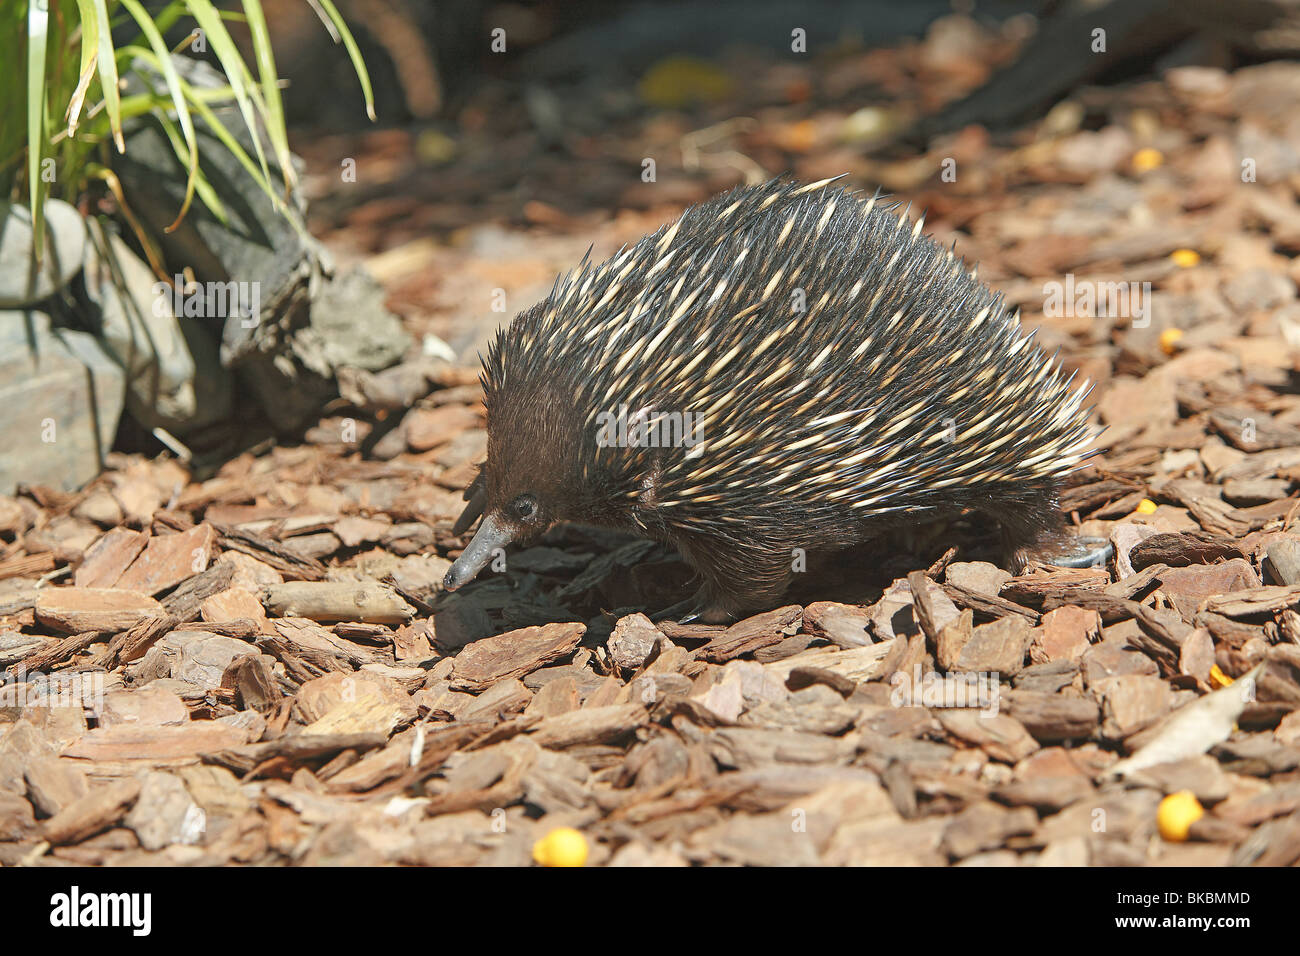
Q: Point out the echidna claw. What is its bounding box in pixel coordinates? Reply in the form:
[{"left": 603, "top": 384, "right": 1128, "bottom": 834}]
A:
[
  {"left": 1044, "top": 535, "right": 1114, "bottom": 569},
  {"left": 650, "top": 598, "right": 701, "bottom": 624}
]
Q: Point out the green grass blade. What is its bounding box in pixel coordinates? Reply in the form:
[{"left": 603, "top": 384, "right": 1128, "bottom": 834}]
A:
[
  {"left": 151, "top": 0, "right": 190, "bottom": 36},
  {"left": 118, "top": 50, "right": 232, "bottom": 226},
  {"left": 26, "top": 0, "right": 50, "bottom": 258},
  {"left": 117, "top": 0, "right": 198, "bottom": 231},
  {"left": 154, "top": 109, "right": 228, "bottom": 225},
  {"left": 307, "top": 0, "right": 376, "bottom": 121},
  {"left": 240, "top": 0, "right": 293, "bottom": 194},
  {"left": 66, "top": 0, "right": 99, "bottom": 135},
  {"left": 181, "top": 85, "right": 279, "bottom": 202},
  {"left": 183, "top": 0, "right": 278, "bottom": 194},
  {"left": 88, "top": 0, "right": 123, "bottom": 152}
]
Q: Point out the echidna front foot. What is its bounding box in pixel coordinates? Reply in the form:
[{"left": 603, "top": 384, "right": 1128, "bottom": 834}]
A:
[
  {"left": 650, "top": 597, "right": 700, "bottom": 624},
  {"left": 650, "top": 579, "right": 758, "bottom": 624},
  {"left": 677, "top": 576, "right": 791, "bottom": 624},
  {"left": 1033, "top": 534, "right": 1114, "bottom": 570},
  {"left": 689, "top": 595, "right": 741, "bottom": 625},
  {"left": 650, "top": 591, "right": 735, "bottom": 625}
]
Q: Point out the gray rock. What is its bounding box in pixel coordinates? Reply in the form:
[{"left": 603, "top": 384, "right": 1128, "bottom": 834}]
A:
[
  {"left": 235, "top": 267, "right": 410, "bottom": 432},
  {"left": 113, "top": 55, "right": 410, "bottom": 433},
  {"left": 115, "top": 58, "right": 319, "bottom": 342},
  {"left": 82, "top": 218, "right": 232, "bottom": 435},
  {"left": 0, "top": 310, "right": 125, "bottom": 494},
  {"left": 308, "top": 266, "right": 411, "bottom": 373},
  {"left": 0, "top": 200, "right": 87, "bottom": 307}
]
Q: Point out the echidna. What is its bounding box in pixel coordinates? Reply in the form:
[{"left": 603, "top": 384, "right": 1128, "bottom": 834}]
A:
[{"left": 443, "top": 177, "right": 1097, "bottom": 622}]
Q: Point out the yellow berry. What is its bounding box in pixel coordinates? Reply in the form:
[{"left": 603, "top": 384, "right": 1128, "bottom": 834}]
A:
[
  {"left": 1170, "top": 248, "right": 1200, "bottom": 268},
  {"left": 1209, "top": 664, "right": 1233, "bottom": 689},
  {"left": 1158, "top": 327, "right": 1184, "bottom": 355},
  {"left": 1136, "top": 498, "right": 1158, "bottom": 515},
  {"left": 1132, "top": 147, "right": 1163, "bottom": 173},
  {"left": 533, "top": 827, "right": 588, "bottom": 867},
  {"left": 1157, "top": 790, "right": 1204, "bottom": 842}
]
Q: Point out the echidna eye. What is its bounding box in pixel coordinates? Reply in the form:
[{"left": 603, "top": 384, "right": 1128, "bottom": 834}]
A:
[{"left": 512, "top": 495, "right": 537, "bottom": 520}]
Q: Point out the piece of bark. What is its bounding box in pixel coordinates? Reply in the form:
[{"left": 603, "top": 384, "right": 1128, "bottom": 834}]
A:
[
  {"left": 200, "top": 587, "right": 271, "bottom": 629},
  {"left": 392, "top": 620, "right": 436, "bottom": 662},
  {"left": 907, "top": 571, "right": 942, "bottom": 644},
  {"left": 524, "top": 675, "right": 582, "bottom": 718},
  {"left": 123, "top": 770, "right": 203, "bottom": 850},
  {"left": 528, "top": 703, "right": 648, "bottom": 748},
  {"left": 784, "top": 666, "right": 857, "bottom": 698},
  {"left": 935, "top": 710, "right": 1040, "bottom": 763},
  {"left": 1041, "top": 589, "right": 1187, "bottom": 668},
  {"left": 1205, "top": 585, "right": 1300, "bottom": 618},
  {"left": 1157, "top": 559, "right": 1260, "bottom": 622},
  {"left": 870, "top": 578, "right": 961, "bottom": 641},
  {"left": 1265, "top": 536, "right": 1300, "bottom": 586},
  {"left": 97, "top": 684, "right": 190, "bottom": 728},
  {"left": 448, "top": 622, "right": 585, "bottom": 691},
  {"left": 950, "top": 616, "right": 1030, "bottom": 677},
  {"left": 188, "top": 619, "right": 261, "bottom": 641},
  {"left": 16, "top": 629, "right": 109, "bottom": 672},
  {"left": 261, "top": 581, "right": 415, "bottom": 625},
  {"left": 34, "top": 588, "right": 163, "bottom": 635},
  {"left": 215, "top": 525, "right": 326, "bottom": 581},
  {"left": 455, "top": 678, "right": 533, "bottom": 724},
  {"left": 698, "top": 606, "right": 802, "bottom": 663},
  {"left": 0, "top": 632, "right": 45, "bottom": 668},
  {"left": 763, "top": 641, "right": 899, "bottom": 685},
  {"left": 162, "top": 561, "right": 236, "bottom": 622},
  {"left": 23, "top": 756, "right": 89, "bottom": 816},
  {"left": 0, "top": 553, "right": 56, "bottom": 582},
  {"left": 294, "top": 671, "right": 417, "bottom": 726},
  {"left": 942, "top": 582, "right": 1039, "bottom": 624},
  {"left": 941, "top": 801, "right": 1038, "bottom": 860},
  {"left": 1002, "top": 690, "right": 1102, "bottom": 743},
  {"left": 74, "top": 528, "right": 148, "bottom": 589},
  {"left": 42, "top": 778, "right": 141, "bottom": 845},
  {"left": 1097, "top": 674, "right": 1176, "bottom": 741},
  {"left": 266, "top": 617, "right": 379, "bottom": 668},
  {"left": 935, "top": 609, "right": 974, "bottom": 671},
  {"left": 1033, "top": 606, "right": 1101, "bottom": 664},
  {"left": 62, "top": 724, "right": 251, "bottom": 762},
  {"left": 607, "top": 613, "right": 662, "bottom": 669},
  {"left": 114, "top": 524, "right": 218, "bottom": 595},
  {"left": 222, "top": 654, "right": 283, "bottom": 712},
  {"left": 0, "top": 791, "right": 38, "bottom": 840},
  {"left": 992, "top": 775, "right": 1094, "bottom": 813},
  {"left": 91, "top": 612, "right": 177, "bottom": 670},
  {"left": 201, "top": 732, "right": 388, "bottom": 777},
  {"left": 800, "top": 602, "right": 872, "bottom": 648},
  {"left": 1001, "top": 568, "right": 1111, "bottom": 606},
  {"left": 1128, "top": 531, "right": 1245, "bottom": 570}
]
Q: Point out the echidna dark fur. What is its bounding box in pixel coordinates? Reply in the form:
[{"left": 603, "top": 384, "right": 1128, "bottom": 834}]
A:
[{"left": 444, "top": 177, "right": 1098, "bottom": 622}]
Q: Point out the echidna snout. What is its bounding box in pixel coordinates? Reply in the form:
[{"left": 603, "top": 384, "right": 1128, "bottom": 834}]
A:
[
  {"left": 444, "top": 489, "right": 553, "bottom": 592},
  {"left": 447, "top": 177, "right": 1098, "bottom": 621}
]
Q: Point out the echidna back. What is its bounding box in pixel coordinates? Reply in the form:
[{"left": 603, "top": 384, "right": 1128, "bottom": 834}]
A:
[{"left": 488, "top": 178, "right": 1095, "bottom": 539}]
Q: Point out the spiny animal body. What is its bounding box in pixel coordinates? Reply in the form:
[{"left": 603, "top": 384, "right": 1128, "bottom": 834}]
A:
[{"left": 444, "top": 177, "right": 1097, "bottom": 621}]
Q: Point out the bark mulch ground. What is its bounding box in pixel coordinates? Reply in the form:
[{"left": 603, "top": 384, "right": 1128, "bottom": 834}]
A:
[{"left": 5, "top": 18, "right": 1300, "bottom": 866}]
